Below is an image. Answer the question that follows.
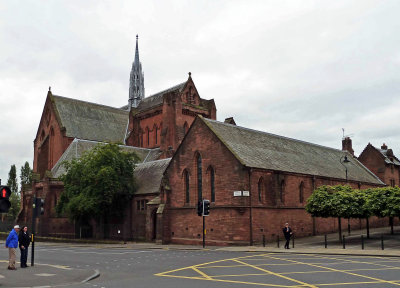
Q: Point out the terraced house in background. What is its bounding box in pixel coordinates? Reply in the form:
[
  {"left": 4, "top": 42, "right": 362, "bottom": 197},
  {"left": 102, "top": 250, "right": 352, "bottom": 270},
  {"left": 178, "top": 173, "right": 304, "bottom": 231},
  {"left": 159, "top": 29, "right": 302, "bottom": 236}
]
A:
[{"left": 19, "top": 37, "right": 397, "bottom": 245}]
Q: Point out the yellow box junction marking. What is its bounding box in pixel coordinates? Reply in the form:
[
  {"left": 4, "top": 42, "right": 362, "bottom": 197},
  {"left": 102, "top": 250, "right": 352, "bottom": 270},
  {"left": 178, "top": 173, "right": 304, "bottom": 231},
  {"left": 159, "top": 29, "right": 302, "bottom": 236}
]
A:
[
  {"left": 262, "top": 253, "right": 400, "bottom": 287},
  {"left": 156, "top": 253, "right": 400, "bottom": 287}
]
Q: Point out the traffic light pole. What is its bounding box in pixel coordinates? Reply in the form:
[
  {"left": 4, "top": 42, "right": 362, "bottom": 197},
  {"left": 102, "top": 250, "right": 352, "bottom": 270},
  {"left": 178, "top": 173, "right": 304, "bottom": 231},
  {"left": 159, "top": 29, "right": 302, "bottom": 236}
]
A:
[
  {"left": 31, "top": 197, "right": 37, "bottom": 267},
  {"left": 203, "top": 215, "right": 205, "bottom": 248}
]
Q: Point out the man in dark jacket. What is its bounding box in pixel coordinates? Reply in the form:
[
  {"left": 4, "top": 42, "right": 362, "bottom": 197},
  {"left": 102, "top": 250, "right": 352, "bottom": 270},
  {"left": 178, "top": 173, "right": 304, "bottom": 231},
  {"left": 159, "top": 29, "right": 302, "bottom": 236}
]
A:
[
  {"left": 282, "top": 223, "right": 293, "bottom": 249},
  {"left": 18, "top": 226, "right": 31, "bottom": 268},
  {"left": 5, "top": 225, "right": 20, "bottom": 270}
]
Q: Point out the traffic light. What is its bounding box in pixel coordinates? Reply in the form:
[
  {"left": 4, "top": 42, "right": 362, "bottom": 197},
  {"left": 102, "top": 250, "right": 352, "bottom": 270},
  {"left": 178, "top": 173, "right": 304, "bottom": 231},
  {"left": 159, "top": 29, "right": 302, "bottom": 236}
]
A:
[
  {"left": 203, "top": 199, "right": 210, "bottom": 216},
  {"left": 0, "top": 186, "right": 11, "bottom": 213},
  {"left": 35, "top": 198, "right": 45, "bottom": 216},
  {"left": 197, "top": 200, "right": 203, "bottom": 216}
]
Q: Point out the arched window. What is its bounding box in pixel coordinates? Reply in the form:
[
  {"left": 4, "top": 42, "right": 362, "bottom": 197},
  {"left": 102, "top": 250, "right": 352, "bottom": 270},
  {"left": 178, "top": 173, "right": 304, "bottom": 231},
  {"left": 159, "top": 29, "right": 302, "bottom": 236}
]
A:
[
  {"left": 147, "top": 127, "right": 150, "bottom": 146},
  {"left": 155, "top": 125, "right": 158, "bottom": 144},
  {"left": 299, "top": 181, "right": 304, "bottom": 203},
  {"left": 188, "top": 86, "right": 193, "bottom": 103},
  {"left": 280, "top": 180, "right": 285, "bottom": 203},
  {"left": 209, "top": 166, "right": 215, "bottom": 203},
  {"left": 196, "top": 153, "right": 202, "bottom": 201},
  {"left": 184, "top": 170, "right": 190, "bottom": 203},
  {"left": 258, "top": 177, "right": 264, "bottom": 202},
  {"left": 49, "top": 127, "right": 55, "bottom": 167}
]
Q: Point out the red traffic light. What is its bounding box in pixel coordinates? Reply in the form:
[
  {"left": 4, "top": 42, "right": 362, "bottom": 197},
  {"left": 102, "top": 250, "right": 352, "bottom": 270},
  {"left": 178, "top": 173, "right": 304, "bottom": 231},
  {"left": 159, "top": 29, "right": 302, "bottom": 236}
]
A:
[
  {"left": 0, "top": 186, "right": 11, "bottom": 199},
  {"left": 0, "top": 186, "right": 11, "bottom": 213}
]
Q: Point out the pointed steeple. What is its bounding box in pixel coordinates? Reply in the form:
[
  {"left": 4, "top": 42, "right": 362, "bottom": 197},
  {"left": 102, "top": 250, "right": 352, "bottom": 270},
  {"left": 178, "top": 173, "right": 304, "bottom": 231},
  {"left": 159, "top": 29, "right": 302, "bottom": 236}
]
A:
[
  {"left": 129, "top": 35, "right": 145, "bottom": 109},
  {"left": 135, "top": 35, "right": 140, "bottom": 65}
]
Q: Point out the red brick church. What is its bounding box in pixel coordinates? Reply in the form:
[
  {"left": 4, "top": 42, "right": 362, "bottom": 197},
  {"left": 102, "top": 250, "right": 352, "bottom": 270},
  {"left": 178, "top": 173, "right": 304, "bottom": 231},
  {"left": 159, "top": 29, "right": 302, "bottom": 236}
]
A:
[{"left": 19, "top": 37, "right": 393, "bottom": 245}]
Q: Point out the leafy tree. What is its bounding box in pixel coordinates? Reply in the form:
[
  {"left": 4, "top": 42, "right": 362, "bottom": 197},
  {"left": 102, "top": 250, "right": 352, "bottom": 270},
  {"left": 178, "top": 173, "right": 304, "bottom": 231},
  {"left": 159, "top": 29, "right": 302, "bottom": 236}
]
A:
[
  {"left": 56, "top": 143, "right": 139, "bottom": 238},
  {"left": 306, "top": 185, "right": 354, "bottom": 241},
  {"left": 6, "top": 164, "right": 20, "bottom": 220},
  {"left": 20, "top": 161, "right": 32, "bottom": 187},
  {"left": 366, "top": 187, "right": 400, "bottom": 234}
]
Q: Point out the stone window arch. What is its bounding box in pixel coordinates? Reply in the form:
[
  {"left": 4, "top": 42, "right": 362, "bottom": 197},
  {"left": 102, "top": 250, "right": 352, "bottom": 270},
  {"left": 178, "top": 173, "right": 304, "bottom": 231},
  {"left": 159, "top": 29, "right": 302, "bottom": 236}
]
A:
[
  {"left": 207, "top": 166, "right": 215, "bottom": 203},
  {"left": 299, "top": 181, "right": 304, "bottom": 203},
  {"left": 49, "top": 127, "right": 55, "bottom": 167},
  {"left": 280, "top": 180, "right": 285, "bottom": 203},
  {"left": 154, "top": 124, "right": 158, "bottom": 145},
  {"left": 258, "top": 177, "right": 264, "bottom": 203},
  {"left": 195, "top": 152, "right": 202, "bottom": 201},
  {"left": 146, "top": 127, "right": 150, "bottom": 147},
  {"left": 183, "top": 169, "right": 190, "bottom": 204}
]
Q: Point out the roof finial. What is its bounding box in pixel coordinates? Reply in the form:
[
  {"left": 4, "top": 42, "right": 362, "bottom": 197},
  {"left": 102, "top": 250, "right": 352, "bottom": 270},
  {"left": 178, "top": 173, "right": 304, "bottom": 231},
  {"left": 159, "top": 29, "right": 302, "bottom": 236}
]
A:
[
  {"left": 188, "top": 72, "right": 192, "bottom": 78},
  {"left": 49, "top": 86, "right": 51, "bottom": 92}
]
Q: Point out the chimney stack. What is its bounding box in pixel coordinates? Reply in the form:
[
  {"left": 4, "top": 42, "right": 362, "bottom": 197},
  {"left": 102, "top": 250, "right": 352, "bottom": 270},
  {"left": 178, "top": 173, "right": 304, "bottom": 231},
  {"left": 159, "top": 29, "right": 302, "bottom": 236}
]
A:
[
  {"left": 381, "top": 143, "right": 388, "bottom": 150},
  {"left": 342, "top": 137, "right": 354, "bottom": 156}
]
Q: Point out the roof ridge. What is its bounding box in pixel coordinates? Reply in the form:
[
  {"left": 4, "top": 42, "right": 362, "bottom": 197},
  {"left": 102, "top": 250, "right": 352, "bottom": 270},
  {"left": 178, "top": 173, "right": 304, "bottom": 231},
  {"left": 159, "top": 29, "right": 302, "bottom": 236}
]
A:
[
  {"left": 136, "top": 158, "right": 172, "bottom": 166},
  {"left": 72, "top": 138, "right": 158, "bottom": 151},
  {"left": 203, "top": 118, "right": 347, "bottom": 154},
  {"left": 52, "top": 94, "right": 127, "bottom": 113},
  {"left": 143, "top": 81, "right": 186, "bottom": 101}
]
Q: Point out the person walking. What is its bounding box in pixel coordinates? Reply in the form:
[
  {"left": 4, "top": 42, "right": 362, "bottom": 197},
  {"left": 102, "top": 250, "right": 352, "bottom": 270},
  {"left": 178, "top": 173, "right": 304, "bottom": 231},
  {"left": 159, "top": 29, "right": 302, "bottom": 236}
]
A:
[
  {"left": 18, "top": 226, "right": 31, "bottom": 268},
  {"left": 5, "top": 225, "right": 20, "bottom": 270},
  {"left": 282, "top": 222, "right": 293, "bottom": 249}
]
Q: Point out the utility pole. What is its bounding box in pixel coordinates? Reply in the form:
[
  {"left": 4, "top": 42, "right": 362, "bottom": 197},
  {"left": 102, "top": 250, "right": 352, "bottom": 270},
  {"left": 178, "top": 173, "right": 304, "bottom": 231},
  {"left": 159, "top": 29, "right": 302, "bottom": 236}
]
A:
[{"left": 31, "top": 197, "right": 37, "bottom": 266}]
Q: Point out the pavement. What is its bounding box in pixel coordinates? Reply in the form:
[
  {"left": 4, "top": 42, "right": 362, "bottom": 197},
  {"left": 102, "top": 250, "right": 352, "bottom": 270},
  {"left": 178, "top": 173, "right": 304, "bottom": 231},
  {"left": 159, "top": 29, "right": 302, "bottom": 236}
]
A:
[
  {"left": 0, "top": 260, "right": 98, "bottom": 287},
  {"left": 0, "top": 225, "right": 398, "bottom": 287}
]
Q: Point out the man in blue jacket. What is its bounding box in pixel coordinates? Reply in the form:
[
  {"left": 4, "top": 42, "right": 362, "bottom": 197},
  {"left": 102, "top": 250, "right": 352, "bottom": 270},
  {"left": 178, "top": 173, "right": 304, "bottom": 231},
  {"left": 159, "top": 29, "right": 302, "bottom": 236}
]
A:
[{"left": 5, "top": 225, "right": 20, "bottom": 270}]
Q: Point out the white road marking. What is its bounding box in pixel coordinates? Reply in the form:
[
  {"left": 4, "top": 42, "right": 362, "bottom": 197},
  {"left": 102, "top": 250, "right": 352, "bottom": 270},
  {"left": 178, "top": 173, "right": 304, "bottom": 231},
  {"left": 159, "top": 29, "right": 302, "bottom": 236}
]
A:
[{"left": 35, "top": 273, "right": 56, "bottom": 277}]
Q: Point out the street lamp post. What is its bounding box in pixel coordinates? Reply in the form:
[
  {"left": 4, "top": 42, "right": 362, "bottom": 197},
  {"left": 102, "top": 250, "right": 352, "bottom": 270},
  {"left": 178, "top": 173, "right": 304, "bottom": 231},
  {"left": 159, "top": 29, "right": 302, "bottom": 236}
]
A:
[
  {"left": 340, "top": 154, "right": 351, "bottom": 236},
  {"left": 340, "top": 155, "right": 350, "bottom": 182}
]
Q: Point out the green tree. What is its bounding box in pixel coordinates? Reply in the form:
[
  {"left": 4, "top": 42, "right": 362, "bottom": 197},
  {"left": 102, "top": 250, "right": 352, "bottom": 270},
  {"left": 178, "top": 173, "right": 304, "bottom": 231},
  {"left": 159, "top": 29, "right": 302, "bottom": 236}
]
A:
[
  {"left": 20, "top": 161, "right": 32, "bottom": 187},
  {"left": 306, "top": 185, "right": 354, "bottom": 241},
  {"left": 56, "top": 143, "right": 139, "bottom": 238},
  {"left": 366, "top": 187, "right": 400, "bottom": 235},
  {"left": 6, "top": 164, "right": 20, "bottom": 220}
]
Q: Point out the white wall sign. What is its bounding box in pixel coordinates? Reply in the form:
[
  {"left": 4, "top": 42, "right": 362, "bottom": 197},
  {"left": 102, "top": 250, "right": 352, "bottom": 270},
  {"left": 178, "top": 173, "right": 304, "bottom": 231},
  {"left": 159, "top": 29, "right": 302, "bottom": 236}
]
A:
[{"left": 233, "top": 191, "right": 242, "bottom": 197}]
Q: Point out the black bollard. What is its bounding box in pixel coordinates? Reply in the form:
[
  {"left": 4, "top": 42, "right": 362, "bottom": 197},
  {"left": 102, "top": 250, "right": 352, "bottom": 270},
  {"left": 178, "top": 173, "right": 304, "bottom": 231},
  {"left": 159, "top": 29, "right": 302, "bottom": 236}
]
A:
[
  {"left": 292, "top": 234, "right": 295, "bottom": 248},
  {"left": 361, "top": 235, "right": 364, "bottom": 250},
  {"left": 263, "top": 234, "right": 266, "bottom": 247},
  {"left": 343, "top": 235, "right": 346, "bottom": 249},
  {"left": 324, "top": 234, "right": 327, "bottom": 248},
  {"left": 381, "top": 234, "right": 384, "bottom": 250},
  {"left": 277, "top": 235, "right": 280, "bottom": 248}
]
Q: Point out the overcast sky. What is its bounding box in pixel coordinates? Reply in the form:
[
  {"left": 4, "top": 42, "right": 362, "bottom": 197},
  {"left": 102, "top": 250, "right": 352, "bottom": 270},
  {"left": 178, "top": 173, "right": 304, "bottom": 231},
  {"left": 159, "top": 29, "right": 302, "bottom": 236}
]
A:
[{"left": 1, "top": 0, "right": 400, "bottom": 185}]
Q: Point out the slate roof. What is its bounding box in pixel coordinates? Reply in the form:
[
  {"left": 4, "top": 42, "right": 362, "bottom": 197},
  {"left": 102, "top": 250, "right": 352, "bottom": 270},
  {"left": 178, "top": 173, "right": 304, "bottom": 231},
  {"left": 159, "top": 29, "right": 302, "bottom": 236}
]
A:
[
  {"left": 377, "top": 148, "right": 400, "bottom": 166},
  {"left": 51, "top": 95, "right": 128, "bottom": 143},
  {"left": 135, "top": 82, "right": 186, "bottom": 112},
  {"left": 51, "top": 139, "right": 162, "bottom": 178},
  {"left": 121, "top": 82, "right": 187, "bottom": 111},
  {"left": 134, "top": 158, "right": 171, "bottom": 195},
  {"left": 201, "top": 117, "right": 384, "bottom": 185}
]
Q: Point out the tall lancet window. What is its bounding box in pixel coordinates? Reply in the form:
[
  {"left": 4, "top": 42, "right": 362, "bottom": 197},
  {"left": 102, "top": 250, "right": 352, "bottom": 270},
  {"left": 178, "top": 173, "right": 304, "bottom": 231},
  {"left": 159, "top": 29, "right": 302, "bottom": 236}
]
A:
[
  {"left": 197, "top": 153, "right": 202, "bottom": 201},
  {"left": 209, "top": 166, "right": 215, "bottom": 203},
  {"left": 184, "top": 170, "right": 190, "bottom": 204}
]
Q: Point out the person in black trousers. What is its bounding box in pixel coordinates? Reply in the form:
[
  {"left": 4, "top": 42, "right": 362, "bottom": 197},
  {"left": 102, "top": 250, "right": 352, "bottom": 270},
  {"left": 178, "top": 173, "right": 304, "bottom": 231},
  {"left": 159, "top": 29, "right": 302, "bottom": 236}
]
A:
[
  {"left": 18, "top": 226, "right": 31, "bottom": 268},
  {"left": 282, "top": 223, "right": 293, "bottom": 249}
]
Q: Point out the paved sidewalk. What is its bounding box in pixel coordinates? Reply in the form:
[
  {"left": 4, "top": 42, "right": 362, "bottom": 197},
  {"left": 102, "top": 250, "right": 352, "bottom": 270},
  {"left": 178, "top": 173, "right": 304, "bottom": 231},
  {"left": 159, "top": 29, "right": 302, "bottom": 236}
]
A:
[{"left": 0, "top": 260, "right": 98, "bottom": 288}]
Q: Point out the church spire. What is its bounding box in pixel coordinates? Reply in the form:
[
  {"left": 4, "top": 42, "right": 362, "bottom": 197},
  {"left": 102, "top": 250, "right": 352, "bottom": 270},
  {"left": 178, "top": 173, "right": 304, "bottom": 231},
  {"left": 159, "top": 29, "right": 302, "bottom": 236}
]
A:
[{"left": 129, "top": 35, "right": 145, "bottom": 109}]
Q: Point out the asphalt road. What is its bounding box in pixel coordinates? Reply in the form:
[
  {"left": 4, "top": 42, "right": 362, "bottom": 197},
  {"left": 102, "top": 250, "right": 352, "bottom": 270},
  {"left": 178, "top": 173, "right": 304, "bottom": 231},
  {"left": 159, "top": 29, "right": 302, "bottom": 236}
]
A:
[{"left": 2, "top": 244, "right": 400, "bottom": 287}]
